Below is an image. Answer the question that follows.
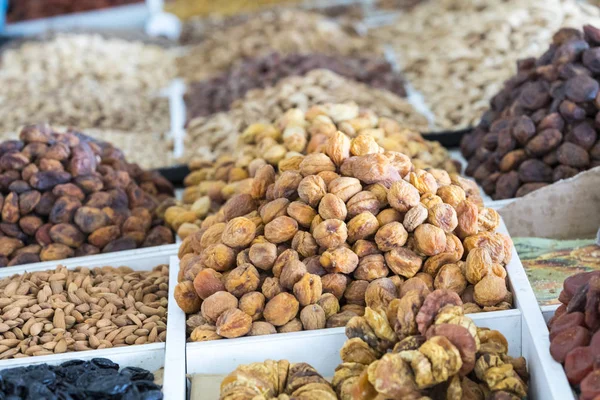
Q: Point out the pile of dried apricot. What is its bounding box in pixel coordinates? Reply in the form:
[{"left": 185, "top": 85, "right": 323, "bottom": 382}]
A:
[
  {"left": 549, "top": 271, "right": 600, "bottom": 400},
  {"left": 173, "top": 104, "right": 514, "bottom": 341}
]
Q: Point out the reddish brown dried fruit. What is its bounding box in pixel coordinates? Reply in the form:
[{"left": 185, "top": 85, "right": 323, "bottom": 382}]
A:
[
  {"left": 194, "top": 269, "right": 225, "bottom": 300},
  {"left": 264, "top": 293, "right": 300, "bottom": 326},
  {"left": 416, "top": 289, "right": 462, "bottom": 335},
  {"left": 565, "top": 346, "right": 594, "bottom": 385},
  {"left": 175, "top": 281, "right": 202, "bottom": 314},
  {"left": 239, "top": 292, "right": 266, "bottom": 321},
  {"left": 49, "top": 223, "right": 85, "bottom": 248},
  {"left": 216, "top": 308, "right": 252, "bottom": 338},
  {"left": 426, "top": 323, "right": 477, "bottom": 375},
  {"left": 550, "top": 312, "right": 585, "bottom": 340},
  {"left": 201, "top": 291, "right": 239, "bottom": 322},
  {"left": 550, "top": 326, "right": 591, "bottom": 363},
  {"left": 385, "top": 247, "right": 423, "bottom": 278}
]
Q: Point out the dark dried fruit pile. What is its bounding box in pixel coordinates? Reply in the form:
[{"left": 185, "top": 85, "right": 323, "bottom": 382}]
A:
[
  {"left": 0, "top": 358, "right": 162, "bottom": 399},
  {"left": 0, "top": 125, "right": 175, "bottom": 267},
  {"left": 7, "top": 0, "right": 143, "bottom": 22},
  {"left": 185, "top": 52, "right": 407, "bottom": 120},
  {"left": 548, "top": 271, "right": 600, "bottom": 400},
  {"left": 461, "top": 25, "right": 600, "bottom": 199}
]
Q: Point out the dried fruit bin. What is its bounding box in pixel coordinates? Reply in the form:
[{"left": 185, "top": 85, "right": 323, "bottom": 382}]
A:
[
  {"left": 0, "top": 246, "right": 177, "bottom": 381},
  {"left": 167, "top": 219, "right": 560, "bottom": 399}
]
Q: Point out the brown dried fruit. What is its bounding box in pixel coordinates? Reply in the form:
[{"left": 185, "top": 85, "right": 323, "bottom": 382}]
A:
[
  {"left": 193, "top": 269, "right": 225, "bottom": 300},
  {"left": 347, "top": 212, "right": 379, "bottom": 243},
  {"left": 385, "top": 247, "right": 423, "bottom": 278},
  {"left": 321, "top": 273, "right": 348, "bottom": 300},
  {"left": 201, "top": 291, "right": 239, "bottom": 323},
  {"left": 474, "top": 275, "right": 508, "bottom": 307},
  {"left": 239, "top": 291, "right": 266, "bottom": 321},
  {"left": 313, "top": 219, "right": 348, "bottom": 249},
  {"left": 414, "top": 223, "right": 447, "bottom": 256},
  {"left": 216, "top": 308, "right": 252, "bottom": 338},
  {"left": 298, "top": 175, "right": 327, "bottom": 207},
  {"left": 292, "top": 231, "right": 319, "bottom": 258},
  {"left": 293, "top": 273, "right": 323, "bottom": 306},
  {"left": 249, "top": 242, "right": 277, "bottom": 270},
  {"left": 264, "top": 293, "right": 300, "bottom": 326},
  {"left": 225, "top": 264, "right": 261, "bottom": 297},
  {"left": 346, "top": 191, "right": 380, "bottom": 219},
  {"left": 328, "top": 177, "right": 362, "bottom": 202},
  {"left": 49, "top": 223, "right": 85, "bottom": 248},
  {"left": 222, "top": 217, "right": 256, "bottom": 248},
  {"left": 300, "top": 304, "right": 327, "bottom": 330},
  {"left": 261, "top": 277, "right": 283, "bottom": 300},
  {"left": 374, "top": 222, "right": 408, "bottom": 252},
  {"left": 201, "top": 243, "right": 236, "bottom": 272},
  {"left": 434, "top": 264, "right": 467, "bottom": 295},
  {"left": 248, "top": 321, "right": 277, "bottom": 336},
  {"left": 387, "top": 180, "right": 420, "bottom": 212},
  {"left": 427, "top": 203, "right": 458, "bottom": 233},
  {"left": 264, "top": 216, "right": 298, "bottom": 243},
  {"left": 175, "top": 281, "right": 202, "bottom": 314},
  {"left": 278, "top": 318, "right": 303, "bottom": 333},
  {"left": 321, "top": 247, "right": 359, "bottom": 274},
  {"left": 317, "top": 293, "right": 340, "bottom": 318},
  {"left": 40, "top": 243, "right": 74, "bottom": 261},
  {"left": 318, "top": 193, "right": 347, "bottom": 221},
  {"left": 354, "top": 254, "right": 389, "bottom": 281},
  {"left": 344, "top": 280, "right": 369, "bottom": 306},
  {"left": 415, "top": 289, "right": 462, "bottom": 335},
  {"left": 280, "top": 260, "right": 308, "bottom": 290},
  {"left": 259, "top": 198, "right": 290, "bottom": 224},
  {"left": 465, "top": 248, "right": 492, "bottom": 285}
]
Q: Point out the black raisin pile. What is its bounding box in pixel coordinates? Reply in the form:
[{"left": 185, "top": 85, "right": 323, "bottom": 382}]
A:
[{"left": 0, "top": 358, "right": 163, "bottom": 399}]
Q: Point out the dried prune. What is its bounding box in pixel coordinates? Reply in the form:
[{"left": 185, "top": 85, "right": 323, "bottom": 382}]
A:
[
  {"left": 564, "top": 346, "right": 595, "bottom": 385},
  {"left": 550, "top": 325, "right": 591, "bottom": 363}
]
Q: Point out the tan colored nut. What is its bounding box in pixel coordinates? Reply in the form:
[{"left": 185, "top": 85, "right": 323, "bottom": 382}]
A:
[
  {"left": 318, "top": 193, "right": 348, "bottom": 221},
  {"left": 216, "top": 308, "right": 252, "bottom": 338},
  {"left": 414, "top": 223, "right": 447, "bottom": 256},
  {"left": 384, "top": 247, "right": 423, "bottom": 278},
  {"left": 376, "top": 208, "right": 402, "bottom": 226},
  {"left": 287, "top": 201, "right": 316, "bottom": 228},
  {"left": 200, "top": 243, "right": 236, "bottom": 272},
  {"left": 291, "top": 231, "right": 318, "bottom": 258},
  {"left": 328, "top": 177, "right": 362, "bottom": 202},
  {"left": 298, "top": 175, "right": 326, "bottom": 207},
  {"left": 225, "top": 264, "right": 260, "bottom": 297},
  {"left": 321, "top": 246, "right": 359, "bottom": 274},
  {"left": 299, "top": 153, "right": 336, "bottom": 176},
  {"left": 437, "top": 185, "right": 466, "bottom": 208},
  {"left": 375, "top": 222, "right": 408, "bottom": 252},
  {"left": 434, "top": 264, "right": 467, "bottom": 295},
  {"left": 221, "top": 217, "right": 256, "bottom": 248},
  {"left": 293, "top": 273, "right": 323, "bottom": 306},
  {"left": 346, "top": 191, "right": 380, "bottom": 219},
  {"left": 264, "top": 293, "right": 300, "bottom": 326},
  {"left": 347, "top": 212, "right": 379, "bottom": 243},
  {"left": 239, "top": 292, "right": 266, "bottom": 321},
  {"left": 317, "top": 293, "right": 340, "bottom": 318},
  {"left": 427, "top": 203, "right": 458, "bottom": 233},
  {"left": 264, "top": 216, "right": 298, "bottom": 243},
  {"left": 313, "top": 219, "right": 348, "bottom": 249},
  {"left": 259, "top": 198, "right": 289, "bottom": 224},
  {"left": 193, "top": 269, "right": 225, "bottom": 300},
  {"left": 465, "top": 248, "right": 492, "bottom": 285},
  {"left": 201, "top": 291, "right": 239, "bottom": 323},
  {"left": 175, "top": 281, "right": 202, "bottom": 314},
  {"left": 248, "top": 242, "right": 277, "bottom": 270},
  {"left": 474, "top": 275, "right": 508, "bottom": 307},
  {"left": 248, "top": 321, "right": 277, "bottom": 336},
  {"left": 300, "top": 304, "right": 326, "bottom": 330},
  {"left": 388, "top": 180, "right": 420, "bottom": 212}
]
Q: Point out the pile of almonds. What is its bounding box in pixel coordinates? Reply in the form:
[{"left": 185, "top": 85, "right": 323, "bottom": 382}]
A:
[
  {"left": 0, "top": 125, "right": 175, "bottom": 267},
  {"left": 462, "top": 25, "right": 600, "bottom": 199},
  {"left": 171, "top": 101, "right": 456, "bottom": 240},
  {"left": 0, "top": 264, "right": 168, "bottom": 359},
  {"left": 182, "top": 69, "right": 431, "bottom": 166},
  {"left": 176, "top": 9, "right": 380, "bottom": 82},
  {"left": 173, "top": 104, "right": 513, "bottom": 341}
]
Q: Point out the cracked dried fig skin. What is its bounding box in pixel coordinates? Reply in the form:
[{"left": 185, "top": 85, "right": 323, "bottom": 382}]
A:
[
  {"left": 321, "top": 246, "right": 359, "bottom": 274},
  {"left": 318, "top": 193, "right": 348, "bottom": 221},
  {"left": 347, "top": 212, "right": 379, "bottom": 243},
  {"left": 216, "top": 308, "right": 253, "bottom": 338},
  {"left": 201, "top": 291, "right": 239, "bottom": 323},
  {"left": 264, "top": 216, "right": 298, "bottom": 243},
  {"left": 298, "top": 175, "right": 327, "bottom": 207},
  {"left": 175, "top": 281, "right": 202, "bottom": 314},
  {"left": 225, "top": 264, "right": 261, "bottom": 297},
  {"left": 313, "top": 219, "right": 348, "bottom": 249},
  {"left": 239, "top": 291, "right": 266, "bottom": 321},
  {"left": 388, "top": 180, "right": 420, "bottom": 212},
  {"left": 264, "top": 293, "right": 300, "bottom": 326}
]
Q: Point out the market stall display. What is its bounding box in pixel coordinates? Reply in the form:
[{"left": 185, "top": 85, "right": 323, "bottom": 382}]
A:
[
  {"left": 173, "top": 103, "right": 512, "bottom": 343},
  {"left": 185, "top": 52, "right": 407, "bottom": 120},
  {"left": 177, "top": 9, "right": 380, "bottom": 82},
  {"left": 461, "top": 25, "right": 600, "bottom": 199},
  {"left": 6, "top": 0, "right": 143, "bottom": 22},
  {"left": 0, "top": 125, "right": 175, "bottom": 266},
  {"left": 370, "top": 0, "right": 600, "bottom": 131},
  {"left": 548, "top": 271, "right": 600, "bottom": 400},
  {"left": 0, "top": 34, "right": 176, "bottom": 168},
  {"left": 183, "top": 70, "right": 430, "bottom": 165}
]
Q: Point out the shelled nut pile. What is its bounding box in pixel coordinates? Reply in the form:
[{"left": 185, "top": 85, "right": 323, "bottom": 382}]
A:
[
  {"left": 333, "top": 289, "right": 528, "bottom": 398},
  {"left": 0, "top": 125, "right": 175, "bottom": 266},
  {"left": 174, "top": 104, "right": 513, "bottom": 342},
  {"left": 0, "top": 264, "right": 168, "bottom": 359},
  {"left": 369, "top": 0, "right": 600, "bottom": 131},
  {"left": 177, "top": 9, "right": 380, "bottom": 82},
  {"left": 220, "top": 361, "right": 336, "bottom": 399},
  {"left": 0, "top": 34, "right": 174, "bottom": 137},
  {"left": 183, "top": 70, "right": 430, "bottom": 163},
  {"left": 548, "top": 271, "right": 600, "bottom": 399},
  {"left": 173, "top": 102, "right": 456, "bottom": 240},
  {"left": 185, "top": 52, "right": 407, "bottom": 120},
  {"left": 461, "top": 25, "right": 600, "bottom": 200}
]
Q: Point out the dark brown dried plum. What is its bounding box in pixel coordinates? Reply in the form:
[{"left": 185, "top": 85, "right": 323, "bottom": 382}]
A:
[
  {"left": 553, "top": 165, "right": 579, "bottom": 182},
  {"left": 494, "top": 171, "right": 520, "bottom": 200},
  {"left": 49, "top": 196, "right": 82, "bottom": 224},
  {"left": 102, "top": 237, "right": 137, "bottom": 253},
  {"left": 29, "top": 171, "right": 71, "bottom": 191},
  {"left": 564, "top": 75, "right": 599, "bottom": 103},
  {"left": 511, "top": 115, "right": 536, "bottom": 145},
  {"left": 518, "top": 81, "right": 550, "bottom": 109},
  {"left": 74, "top": 174, "right": 104, "bottom": 193},
  {"left": 556, "top": 142, "right": 590, "bottom": 168},
  {"left": 518, "top": 159, "right": 553, "bottom": 183}
]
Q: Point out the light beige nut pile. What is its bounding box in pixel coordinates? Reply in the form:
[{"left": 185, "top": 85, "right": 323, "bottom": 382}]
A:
[
  {"left": 176, "top": 9, "right": 381, "bottom": 82},
  {"left": 0, "top": 264, "right": 168, "bottom": 359},
  {"left": 183, "top": 69, "right": 430, "bottom": 164},
  {"left": 0, "top": 34, "right": 175, "bottom": 137},
  {"left": 369, "top": 0, "right": 600, "bottom": 130}
]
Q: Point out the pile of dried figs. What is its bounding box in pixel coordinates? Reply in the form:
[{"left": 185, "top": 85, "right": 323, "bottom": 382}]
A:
[
  {"left": 548, "top": 271, "right": 600, "bottom": 400},
  {"left": 461, "top": 25, "right": 600, "bottom": 199},
  {"left": 173, "top": 104, "right": 514, "bottom": 342},
  {"left": 0, "top": 125, "right": 175, "bottom": 266}
]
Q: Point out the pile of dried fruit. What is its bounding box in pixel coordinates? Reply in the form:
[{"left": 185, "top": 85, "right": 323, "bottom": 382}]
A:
[
  {"left": 173, "top": 102, "right": 455, "bottom": 240},
  {"left": 334, "top": 289, "right": 528, "bottom": 398},
  {"left": 0, "top": 264, "right": 168, "bottom": 359},
  {"left": 174, "top": 104, "right": 513, "bottom": 342},
  {"left": 461, "top": 25, "right": 600, "bottom": 199},
  {"left": 370, "top": 0, "right": 600, "bottom": 130},
  {"left": 176, "top": 9, "right": 380, "bottom": 82},
  {"left": 0, "top": 125, "right": 175, "bottom": 266},
  {"left": 0, "top": 358, "right": 162, "bottom": 399},
  {"left": 185, "top": 52, "right": 407, "bottom": 120},
  {"left": 182, "top": 70, "right": 430, "bottom": 164},
  {"left": 548, "top": 271, "right": 600, "bottom": 399},
  {"left": 220, "top": 360, "right": 336, "bottom": 399},
  {"left": 0, "top": 34, "right": 174, "bottom": 138}
]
